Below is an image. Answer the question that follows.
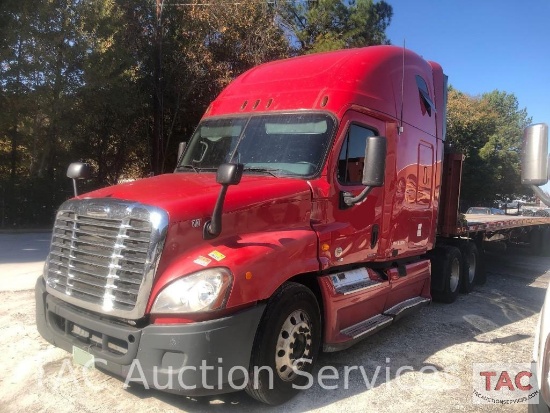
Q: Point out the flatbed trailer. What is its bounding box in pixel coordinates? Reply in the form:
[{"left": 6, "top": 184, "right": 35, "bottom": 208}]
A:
[
  {"left": 437, "top": 152, "right": 550, "bottom": 239},
  {"left": 463, "top": 214, "right": 550, "bottom": 235},
  {"left": 423, "top": 151, "right": 550, "bottom": 301}
]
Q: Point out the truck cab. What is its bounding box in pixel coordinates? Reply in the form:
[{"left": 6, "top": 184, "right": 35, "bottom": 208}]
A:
[{"left": 36, "top": 46, "right": 448, "bottom": 405}]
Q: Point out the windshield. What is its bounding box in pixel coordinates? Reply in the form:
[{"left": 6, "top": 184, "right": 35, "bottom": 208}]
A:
[{"left": 178, "top": 113, "right": 335, "bottom": 177}]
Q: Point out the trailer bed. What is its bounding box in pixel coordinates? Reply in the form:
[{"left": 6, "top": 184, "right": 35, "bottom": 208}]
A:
[{"left": 460, "top": 214, "right": 550, "bottom": 234}]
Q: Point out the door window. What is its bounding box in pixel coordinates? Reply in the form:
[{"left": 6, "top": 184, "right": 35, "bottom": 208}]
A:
[{"left": 337, "top": 124, "right": 377, "bottom": 184}]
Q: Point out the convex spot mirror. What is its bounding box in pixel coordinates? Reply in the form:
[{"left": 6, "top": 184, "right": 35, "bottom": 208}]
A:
[
  {"left": 521, "top": 123, "right": 549, "bottom": 186},
  {"left": 216, "top": 163, "right": 243, "bottom": 186},
  {"left": 67, "top": 162, "right": 92, "bottom": 197},
  {"left": 67, "top": 162, "right": 92, "bottom": 180}
]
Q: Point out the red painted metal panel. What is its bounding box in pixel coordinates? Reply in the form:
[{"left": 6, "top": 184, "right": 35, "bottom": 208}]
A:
[{"left": 437, "top": 153, "right": 464, "bottom": 236}]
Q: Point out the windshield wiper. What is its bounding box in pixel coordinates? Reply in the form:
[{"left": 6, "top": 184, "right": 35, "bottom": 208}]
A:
[
  {"left": 176, "top": 165, "right": 218, "bottom": 173},
  {"left": 242, "top": 167, "right": 280, "bottom": 178},
  {"left": 176, "top": 164, "right": 199, "bottom": 173}
]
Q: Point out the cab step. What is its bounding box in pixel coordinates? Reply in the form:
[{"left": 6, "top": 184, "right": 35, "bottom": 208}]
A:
[
  {"left": 383, "top": 296, "right": 430, "bottom": 321},
  {"left": 341, "top": 313, "right": 393, "bottom": 339}
]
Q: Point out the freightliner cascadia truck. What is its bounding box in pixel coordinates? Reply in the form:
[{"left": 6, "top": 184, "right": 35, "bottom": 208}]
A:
[{"left": 36, "top": 46, "right": 550, "bottom": 405}]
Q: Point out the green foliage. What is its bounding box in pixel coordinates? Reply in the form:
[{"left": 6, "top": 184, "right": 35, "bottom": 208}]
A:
[
  {"left": 277, "top": 0, "right": 393, "bottom": 53},
  {"left": 0, "top": 0, "right": 293, "bottom": 227},
  {"left": 446, "top": 87, "right": 532, "bottom": 206}
]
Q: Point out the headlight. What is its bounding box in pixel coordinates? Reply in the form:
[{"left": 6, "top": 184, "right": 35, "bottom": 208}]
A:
[{"left": 151, "top": 268, "right": 233, "bottom": 314}]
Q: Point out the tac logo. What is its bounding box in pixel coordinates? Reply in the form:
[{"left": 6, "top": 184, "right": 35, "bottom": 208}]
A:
[{"left": 472, "top": 363, "right": 539, "bottom": 404}]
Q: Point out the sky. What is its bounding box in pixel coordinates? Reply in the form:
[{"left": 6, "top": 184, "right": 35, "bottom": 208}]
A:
[
  {"left": 385, "top": 0, "right": 550, "bottom": 194},
  {"left": 386, "top": 0, "right": 549, "bottom": 125}
]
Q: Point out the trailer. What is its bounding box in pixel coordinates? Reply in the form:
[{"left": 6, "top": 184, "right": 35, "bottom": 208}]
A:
[{"left": 432, "top": 149, "right": 550, "bottom": 299}]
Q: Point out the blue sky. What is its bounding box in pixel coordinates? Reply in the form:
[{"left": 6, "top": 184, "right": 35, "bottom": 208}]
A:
[
  {"left": 386, "top": 0, "right": 549, "bottom": 125},
  {"left": 385, "top": 0, "right": 550, "bottom": 195}
]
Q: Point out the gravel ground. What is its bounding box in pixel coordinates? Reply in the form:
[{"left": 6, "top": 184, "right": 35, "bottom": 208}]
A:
[{"left": 1, "top": 233, "right": 549, "bottom": 412}]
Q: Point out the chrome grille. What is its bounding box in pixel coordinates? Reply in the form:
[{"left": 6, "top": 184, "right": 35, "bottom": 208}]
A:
[{"left": 45, "top": 199, "right": 168, "bottom": 319}]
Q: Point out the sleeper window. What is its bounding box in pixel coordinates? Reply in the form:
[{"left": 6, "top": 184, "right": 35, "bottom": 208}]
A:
[{"left": 416, "top": 75, "right": 435, "bottom": 116}]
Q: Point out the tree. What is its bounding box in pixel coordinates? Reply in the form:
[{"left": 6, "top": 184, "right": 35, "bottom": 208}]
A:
[
  {"left": 278, "top": 0, "right": 393, "bottom": 53},
  {"left": 1, "top": 0, "right": 89, "bottom": 226},
  {"left": 446, "top": 87, "right": 532, "bottom": 205},
  {"left": 152, "top": 1, "right": 291, "bottom": 171},
  {"left": 479, "top": 91, "right": 531, "bottom": 199},
  {"left": 0, "top": 0, "right": 293, "bottom": 226},
  {"left": 74, "top": 0, "right": 151, "bottom": 184}
]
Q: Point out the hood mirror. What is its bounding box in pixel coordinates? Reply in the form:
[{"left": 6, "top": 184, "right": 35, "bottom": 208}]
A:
[
  {"left": 203, "top": 163, "right": 243, "bottom": 240},
  {"left": 67, "top": 162, "right": 92, "bottom": 197}
]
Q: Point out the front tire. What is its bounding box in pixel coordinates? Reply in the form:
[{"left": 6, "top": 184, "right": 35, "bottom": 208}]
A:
[{"left": 245, "top": 282, "right": 321, "bottom": 405}]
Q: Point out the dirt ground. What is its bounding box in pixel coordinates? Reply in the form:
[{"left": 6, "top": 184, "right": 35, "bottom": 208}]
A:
[{"left": 1, "top": 233, "right": 549, "bottom": 412}]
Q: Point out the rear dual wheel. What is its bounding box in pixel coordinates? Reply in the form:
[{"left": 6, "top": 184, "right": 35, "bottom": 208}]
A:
[
  {"left": 459, "top": 242, "right": 485, "bottom": 292},
  {"left": 532, "top": 227, "right": 550, "bottom": 257},
  {"left": 431, "top": 245, "right": 463, "bottom": 303}
]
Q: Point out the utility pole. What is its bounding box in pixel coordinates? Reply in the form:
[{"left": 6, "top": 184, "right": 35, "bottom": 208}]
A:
[{"left": 152, "top": 0, "right": 164, "bottom": 175}]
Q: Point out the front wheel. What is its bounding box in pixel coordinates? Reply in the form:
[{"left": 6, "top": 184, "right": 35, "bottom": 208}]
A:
[{"left": 245, "top": 282, "right": 321, "bottom": 405}]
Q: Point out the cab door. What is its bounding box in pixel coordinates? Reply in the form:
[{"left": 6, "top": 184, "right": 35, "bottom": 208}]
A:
[{"left": 324, "top": 111, "right": 387, "bottom": 267}]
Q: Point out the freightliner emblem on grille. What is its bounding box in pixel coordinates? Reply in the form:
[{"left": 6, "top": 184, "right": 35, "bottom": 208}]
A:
[{"left": 86, "top": 204, "right": 110, "bottom": 217}]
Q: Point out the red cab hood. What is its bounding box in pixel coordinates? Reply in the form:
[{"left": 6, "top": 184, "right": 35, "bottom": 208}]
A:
[{"left": 81, "top": 172, "right": 313, "bottom": 225}]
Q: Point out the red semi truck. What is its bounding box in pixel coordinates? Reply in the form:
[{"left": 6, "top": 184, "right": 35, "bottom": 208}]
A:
[{"left": 36, "top": 46, "right": 550, "bottom": 405}]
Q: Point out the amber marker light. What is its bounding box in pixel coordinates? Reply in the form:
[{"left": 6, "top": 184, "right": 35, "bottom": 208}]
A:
[
  {"left": 321, "top": 243, "right": 330, "bottom": 252},
  {"left": 245, "top": 271, "right": 253, "bottom": 280}
]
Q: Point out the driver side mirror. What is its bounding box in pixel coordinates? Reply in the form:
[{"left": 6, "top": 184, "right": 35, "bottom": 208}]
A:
[
  {"left": 342, "top": 136, "right": 387, "bottom": 208},
  {"left": 362, "top": 136, "right": 387, "bottom": 187}
]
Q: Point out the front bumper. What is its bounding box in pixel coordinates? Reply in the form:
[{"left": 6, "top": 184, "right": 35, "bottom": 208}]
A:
[{"left": 35, "top": 277, "right": 265, "bottom": 395}]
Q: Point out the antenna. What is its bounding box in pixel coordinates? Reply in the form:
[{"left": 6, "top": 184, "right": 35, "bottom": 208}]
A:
[{"left": 399, "top": 40, "right": 405, "bottom": 135}]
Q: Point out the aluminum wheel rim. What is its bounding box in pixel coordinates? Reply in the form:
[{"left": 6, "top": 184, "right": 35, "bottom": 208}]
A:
[
  {"left": 275, "top": 309, "right": 313, "bottom": 382},
  {"left": 466, "top": 251, "right": 476, "bottom": 284},
  {"left": 450, "top": 257, "right": 460, "bottom": 292}
]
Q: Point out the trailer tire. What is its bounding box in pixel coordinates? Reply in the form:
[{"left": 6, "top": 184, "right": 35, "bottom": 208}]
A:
[
  {"left": 542, "top": 227, "right": 550, "bottom": 257},
  {"left": 474, "top": 246, "right": 487, "bottom": 286},
  {"left": 460, "top": 242, "right": 481, "bottom": 293},
  {"left": 431, "top": 246, "right": 462, "bottom": 304},
  {"left": 531, "top": 228, "right": 543, "bottom": 256},
  {"left": 245, "top": 282, "right": 321, "bottom": 405}
]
